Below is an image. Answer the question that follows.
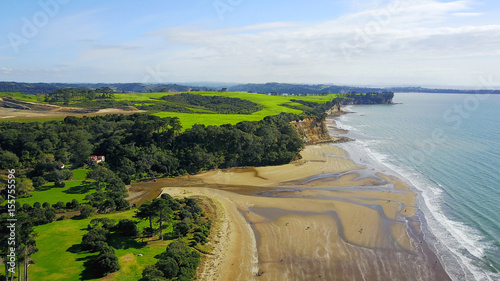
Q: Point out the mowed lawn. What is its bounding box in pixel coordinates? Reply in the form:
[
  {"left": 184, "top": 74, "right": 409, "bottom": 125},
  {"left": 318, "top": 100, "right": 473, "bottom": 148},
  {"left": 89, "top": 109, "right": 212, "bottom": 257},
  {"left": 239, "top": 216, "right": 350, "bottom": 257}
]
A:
[
  {"left": 25, "top": 210, "right": 172, "bottom": 281},
  {"left": 18, "top": 169, "right": 94, "bottom": 206}
]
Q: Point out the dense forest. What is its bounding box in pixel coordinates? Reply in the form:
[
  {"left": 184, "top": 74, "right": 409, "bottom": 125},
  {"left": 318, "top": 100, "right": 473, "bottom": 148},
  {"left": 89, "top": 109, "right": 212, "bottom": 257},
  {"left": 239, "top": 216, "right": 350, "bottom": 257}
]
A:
[
  {"left": 0, "top": 82, "right": 205, "bottom": 95},
  {"left": 0, "top": 113, "right": 303, "bottom": 188}
]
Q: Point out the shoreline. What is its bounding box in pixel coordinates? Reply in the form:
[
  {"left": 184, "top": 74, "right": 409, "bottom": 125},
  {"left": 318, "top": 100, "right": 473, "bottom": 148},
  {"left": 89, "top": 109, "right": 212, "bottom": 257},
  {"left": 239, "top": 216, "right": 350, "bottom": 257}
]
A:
[{"left": 155, "top": 112, "right": 453, "bottom": 280}]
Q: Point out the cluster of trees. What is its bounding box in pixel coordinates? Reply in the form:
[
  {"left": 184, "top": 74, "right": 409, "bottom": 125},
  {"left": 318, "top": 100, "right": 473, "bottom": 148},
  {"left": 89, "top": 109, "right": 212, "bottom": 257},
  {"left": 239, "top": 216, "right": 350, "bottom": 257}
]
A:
[
  {"left": 141, "top": 240, "right": 200, "bottom": 281},
  {"left": 44, "top": 87, "right": 115, "bottom": 105},
  {"left": 79, "top": 218, "right": 133, "bottom": 277},
  {"left": 0, "top": 112, "right": 303, "bottom": 191},
  {"left": 0, "top": 210, "right": 38, "bottom": 281},
  {"left": 161, "top": 93, "right": 263, "bottom": 114},
  {"left": 135, "top": 194, "right": 211, "bottom": 244},
  {"left": 85, "top": 166, "right": 130, "bottom": 213}
]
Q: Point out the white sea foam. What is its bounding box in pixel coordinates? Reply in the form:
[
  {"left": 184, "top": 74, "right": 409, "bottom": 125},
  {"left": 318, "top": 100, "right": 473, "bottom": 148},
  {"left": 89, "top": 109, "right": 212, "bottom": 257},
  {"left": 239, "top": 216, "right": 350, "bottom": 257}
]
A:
[{"left": 335, "top": 121, "right": 499, "bottom": 281}]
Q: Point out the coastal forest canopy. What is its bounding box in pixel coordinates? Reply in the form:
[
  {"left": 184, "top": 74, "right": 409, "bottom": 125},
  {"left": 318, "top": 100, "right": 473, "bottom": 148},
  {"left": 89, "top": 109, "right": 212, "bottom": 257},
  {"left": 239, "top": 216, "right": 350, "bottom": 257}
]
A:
[{"left": 0, "top": 113, "right": 304, "bottom": 186}]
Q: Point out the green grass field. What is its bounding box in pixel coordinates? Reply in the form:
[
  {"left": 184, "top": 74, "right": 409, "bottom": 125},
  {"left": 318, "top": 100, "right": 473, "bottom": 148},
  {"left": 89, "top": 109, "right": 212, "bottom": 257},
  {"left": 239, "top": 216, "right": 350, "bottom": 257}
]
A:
[
  {"left": 151, "top": 91, "right": 338, "bottom": 129},
  {"left": 21, "top": 209, "right": 172, "bottom": 281},
  {"left": 0, "top": 92, "right": 41, "bottom": 102},
  {"left": 1, "top": 91, "right": 339, "bottom": 128},
  {"left": 18, "top": 169, "right": 94, "bottom": 206}
]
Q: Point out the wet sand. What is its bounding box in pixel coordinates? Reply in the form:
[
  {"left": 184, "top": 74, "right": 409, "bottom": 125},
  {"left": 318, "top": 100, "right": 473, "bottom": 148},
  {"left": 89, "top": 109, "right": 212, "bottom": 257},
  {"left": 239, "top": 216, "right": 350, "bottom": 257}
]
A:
[{"left": 157, "top": 143, "right": 452, "bottom": 281}]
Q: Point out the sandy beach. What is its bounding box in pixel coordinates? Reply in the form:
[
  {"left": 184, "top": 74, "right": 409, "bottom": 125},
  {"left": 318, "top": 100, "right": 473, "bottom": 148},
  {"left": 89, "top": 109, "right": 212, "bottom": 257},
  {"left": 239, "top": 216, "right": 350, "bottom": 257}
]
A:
[{"left": 157, "top": 142, "right": 451, "bottom": 280}]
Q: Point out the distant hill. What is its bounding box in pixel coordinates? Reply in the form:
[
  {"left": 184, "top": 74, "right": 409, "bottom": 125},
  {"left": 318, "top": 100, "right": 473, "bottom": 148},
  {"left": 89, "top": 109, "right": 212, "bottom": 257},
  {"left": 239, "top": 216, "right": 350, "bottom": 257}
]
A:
[
  {"left": 228, "top": 83, "right": 500, "bottom": 95},
  {"left": 1, "top": 81, "right": 499, "bottom": 95},
  {"left": 0, "top": 82, "right": 208, "bottom": 95}
]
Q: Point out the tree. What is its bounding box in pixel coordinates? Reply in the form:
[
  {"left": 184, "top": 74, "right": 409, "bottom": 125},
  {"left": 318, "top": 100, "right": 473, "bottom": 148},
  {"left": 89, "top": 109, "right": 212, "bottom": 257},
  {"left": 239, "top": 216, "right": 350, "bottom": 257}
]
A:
[
  {"left": 79, "top": 205, "right": 94, "bottom": 218},
  {"left": 94, "top": 251, "right": 120, "bottom": 276},
  {"left": 81, "top": 228, "right": 109, "bottom": 251},
  {"left": 31, "top": 177, "right": 46, "bottom": 188},
  {"left": 54, "top": 201, "right": 65, "bottom": 209},
  {"left": 135, "top": 201, "right": 155, "bottom": 231},
  {"left": 174, "top": 221, "right": 190, "bottom": 238},
  {"left": 156, "top": 257, "right": 179, "bottom": 279},
  {"left": 16, "top": 178, "right": 34, "bottom": 198},
  {"left": 142, "top": 265, "right": 165, "bottom": 281},
  {"left": 151, "top": 198, "right": 172, "bottom": 240},
  {"left": 87, "top": 166, "right": 115, "bottom": 191},
  {"left": 114, "top": 197, "right": 129, "bottom": 211},
  {"left": 116, "top": 219, "right": 139, "bottom": 237},
  {"left": 97, "top": 199, "right": 115, "bottom": 213},
  {"left": 0, "top": 150, "right": 19, "bottom": 169}
]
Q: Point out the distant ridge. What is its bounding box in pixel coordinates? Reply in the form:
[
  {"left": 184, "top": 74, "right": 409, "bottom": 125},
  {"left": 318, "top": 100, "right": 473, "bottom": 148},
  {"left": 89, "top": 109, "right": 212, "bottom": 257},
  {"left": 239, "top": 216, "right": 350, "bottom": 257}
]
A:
[
  {"left": 1, "top": 81, "right": 499, "bottom": 95},
  {"left": 228, "top": 82, "right": 500, "bottom": 95},
  {"left": 0, "top": 82, "right": 208, "bottom": 95}
]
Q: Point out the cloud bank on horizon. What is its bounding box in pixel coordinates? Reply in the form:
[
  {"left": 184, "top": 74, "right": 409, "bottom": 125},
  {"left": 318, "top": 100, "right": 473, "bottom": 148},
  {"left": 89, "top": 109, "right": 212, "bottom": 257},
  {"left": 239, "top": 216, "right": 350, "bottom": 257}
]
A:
[{"left": 1, "top": 0, "right": 499, "bottom": 88}]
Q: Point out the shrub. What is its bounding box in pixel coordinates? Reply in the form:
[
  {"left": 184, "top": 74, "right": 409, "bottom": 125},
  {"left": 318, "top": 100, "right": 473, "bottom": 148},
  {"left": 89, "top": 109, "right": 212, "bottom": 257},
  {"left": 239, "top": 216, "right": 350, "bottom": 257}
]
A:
[
  {"left": 116, "top": 219, "right": 139, "bottom": 237},
  {"left": 79, "top": 205, "right": 94, "bottom": 219},
  {"left": 94, "top": 251, "right": 120, "bottom": 276},
  {"left": 155, "top": 257, "right": 179, "bottom": 279}
]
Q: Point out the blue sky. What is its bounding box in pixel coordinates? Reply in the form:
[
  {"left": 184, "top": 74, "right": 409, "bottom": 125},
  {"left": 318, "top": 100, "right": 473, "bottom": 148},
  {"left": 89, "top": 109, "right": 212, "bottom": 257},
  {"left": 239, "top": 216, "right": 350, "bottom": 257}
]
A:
[{"left": 1, "top": 0, "right": 500, "bottom": 88}]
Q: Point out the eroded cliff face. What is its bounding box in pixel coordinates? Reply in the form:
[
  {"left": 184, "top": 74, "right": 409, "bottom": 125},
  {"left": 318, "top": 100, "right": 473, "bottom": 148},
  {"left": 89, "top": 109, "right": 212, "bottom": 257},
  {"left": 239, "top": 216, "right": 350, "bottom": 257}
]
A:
[
  {"left": 290, "top": 115, "right": 351, "bottom": 145},
  {"left": 290, "top": 117, "right": 332, "bottom": 144}
]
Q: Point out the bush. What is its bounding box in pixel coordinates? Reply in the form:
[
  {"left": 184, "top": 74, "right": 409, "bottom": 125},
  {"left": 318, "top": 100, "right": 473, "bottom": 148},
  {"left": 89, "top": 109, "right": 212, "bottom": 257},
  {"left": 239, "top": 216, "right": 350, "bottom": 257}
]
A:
[
  {"left": 94, "top": 251, "right": 120, "bottom": 276},
  {"left": 53, "top": 201, "right": 65, "bottom": 209},
  {"left": 54, "top": 181, "right": 66, "bottom": 188},
  {"left": 79, "top": 205, "right": 94, "bottom": 218},
  {"left": 155, "top": 257, "right": 179, "bottom": 279},
  {"left": 81, "top": 228, "right": 109, "bottom": 251},
  {"left": 142, "top": 265, "right": 165, "bottom": 280},
  {"left": 33, "top": 201, "right": 41, "bottom": 209},
  {"left": 116, "top": 219, "right": 139, "bottom": 237},
  {"left": 32, "top": 176, "right": 47, "bottom": 188},
  {"left": 174, "top": 221, "right": 190, "bottom": 238}
]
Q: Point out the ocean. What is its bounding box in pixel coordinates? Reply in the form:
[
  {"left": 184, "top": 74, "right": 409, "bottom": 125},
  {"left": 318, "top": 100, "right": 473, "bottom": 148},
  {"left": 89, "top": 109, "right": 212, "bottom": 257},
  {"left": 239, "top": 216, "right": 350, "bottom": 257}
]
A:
[{"left": 335, "top": 93, "right": 500, "bottom": 281}]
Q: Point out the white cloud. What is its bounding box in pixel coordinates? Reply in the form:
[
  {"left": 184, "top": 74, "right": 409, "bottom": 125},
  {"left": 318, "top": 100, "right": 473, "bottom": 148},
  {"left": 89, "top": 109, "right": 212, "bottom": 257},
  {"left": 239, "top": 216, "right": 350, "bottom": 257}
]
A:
[
  {"left": 132, "top": 0, "right": 497, "bottom": 86},
  {"left": 7, "top": 0, "right": 498, "bottom": 86}
]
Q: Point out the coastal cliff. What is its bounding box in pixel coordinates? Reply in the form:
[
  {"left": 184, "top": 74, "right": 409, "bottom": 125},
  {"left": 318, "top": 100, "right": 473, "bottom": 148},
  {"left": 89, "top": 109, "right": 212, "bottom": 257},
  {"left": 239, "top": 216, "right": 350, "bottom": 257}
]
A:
[
  {"left": 289, "top": 91, "right": 395, "bottom": 144},
  {"left": 290, "top": 115, "right": 351, "bottom": 144}
]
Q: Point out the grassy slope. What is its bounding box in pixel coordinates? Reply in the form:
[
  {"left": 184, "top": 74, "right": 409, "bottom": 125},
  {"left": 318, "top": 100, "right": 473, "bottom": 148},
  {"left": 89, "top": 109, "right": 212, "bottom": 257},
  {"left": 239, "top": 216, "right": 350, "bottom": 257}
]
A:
[{"left": 24, "top": 209, "right": 171, "bottom": 281}]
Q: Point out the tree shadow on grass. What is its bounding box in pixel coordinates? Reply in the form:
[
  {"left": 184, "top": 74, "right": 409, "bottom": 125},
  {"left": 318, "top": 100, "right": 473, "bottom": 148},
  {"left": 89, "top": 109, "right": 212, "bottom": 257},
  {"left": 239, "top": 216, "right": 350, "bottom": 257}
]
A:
[
  {"left": 67, "top": 244, "right": 101, "bottom": 280},
  {"left": 77, "top": 254, "right": 101, "bottom": 280},
  {"left": 35, "top": 184, "right": 55, "bottom": 191},
  {"left": 107, "top": 233, "right": 147, "bottom": 250},
  {"left": 63, "top": 183, "right": 94, "bottom": 194},
  {"left": 66, "top": 243, "right": 82, "bottom": 253}
]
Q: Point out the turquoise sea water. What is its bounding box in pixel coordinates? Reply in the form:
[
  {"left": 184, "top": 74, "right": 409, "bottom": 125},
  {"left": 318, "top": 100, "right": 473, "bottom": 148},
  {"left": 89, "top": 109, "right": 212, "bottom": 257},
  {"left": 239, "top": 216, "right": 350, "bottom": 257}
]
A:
[{"left": 335, "top": 93, "right": 500, "bottom": 281}]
